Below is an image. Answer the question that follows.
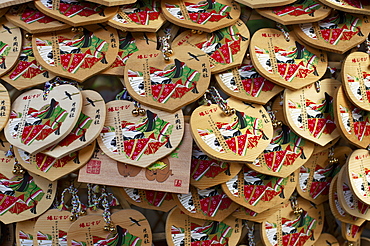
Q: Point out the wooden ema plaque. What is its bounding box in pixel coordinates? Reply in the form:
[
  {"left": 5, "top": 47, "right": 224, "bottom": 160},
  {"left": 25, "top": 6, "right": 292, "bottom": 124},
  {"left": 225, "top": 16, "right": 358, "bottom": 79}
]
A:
[
  {"left": 283, "top": 79, "right": 341, "bottom": 146},
  {"left": 0, "top": 0, "right": 32, "bottom": 9},
  {"left": 341, "top": 222, "right": 365, "bottom": 244},
  {"left": 335, "top": 86, "right": 370, "bottom": 149},
  {"left": 16, "top": 218, "right": 37, "bottom": 246},
  {"left": 14, "top": 142, "right": 96, "bottom": 182},
  {"left": 5, "top": 3, "right": 69, "bottom": 34},
  {"left": 231, "top": 204, "right": 281, "bottom": 223},
  {"left": 250, "top": 28, "right": 327, "bottom": 90},
  {"left": 5, "top": 85, "right": 83, "bottom": 154},
  {"left": 34, "top": 0, "right": 118, "bottom": 26},
  {"left": 172, "top": 20, "right": 250, "bottom": 74},
  {"left": 329, "top": 175, "right": 365, "bottom": 226},
  {"left": 337, "top": 164, "right": 370, "bottom": 220},
  {"left": 86, "top": 0, "right": 136, "bottom": 6},
  {"left": 246, "top": 123, "right": 314, "bottom": 178},
  {"left": 190, "top": 97, "right": 273, "bottom": 162},
  {"left": 222, "top": 166, "right": 297, "bottom": 213},
  {"left": 120, "top": 187, "right": 176, "bottom": 212},
  {"left": 297, "top": 146, "right": 352, "bottom": 205},
  {"left": 260, "top": 198, "right": 324, "bottom": 246},
  {"left": 32, "top": 25, "right": 119, "bottom": 82},
  {"left": 256, "top": 0, "right": 331, "bottom": 25},
  {"left": 1, "top": 34, "right": 56, "bottom": 91},
  {"left": 235, "top": 0, "right": 294, "bottom": 8},
  {"left": 81, "top": 124, "right": 191, "bottom": 194},
  {"left": 0, "top": 18, "right": 22, "bottom": 77},
  {"left": 0, "top": 83, "right": 10, "bottom": 133},
  {"left": 102, "top": 32, "right": 157, "bottom": 76},
  {"left": 313, "top": 233, "right": 339, "bottom": 246},
  {"left": 108, "top": 0, "right": 166, "bottom": 32},
  {"left": 124, "top": 46, "right": 211, "bottom": 112},
  {"left": 190, "top": 144, "right": 243, "bottom": 190},
  {"left": 174, "top": 184, "right": 238, "bottom": 221},
  {"left": 42, "top": 90, "right": 106, "bottom": 159},
  {"left": 294, "top": 13, "right": 370, "bottom": 54},
  {"left": 67, "top": 210, "right": 152, "bottom": 246},
  {"left": 319, "top": 0, "right": 370, "bottom": 15},
  {"left": 166, "top": 207, "right": 242, "bottom": 246},
  {"left": 342, "top": 52, "right": 370, "bottom": 112},
  {"left": 347, "top": 149, "right": 370, "bottom": 206},
  {"left": 33, "top": 210, "right": 72, "bottom": 246},
  {"left": 312, "top": 138, "right": 339, "bottom": 155},
  {"left": 0, "top": 149, "right": 56, "bottom": 224},
  {"left": 161, "top": 0, "right": 240, "bottom": 33},
  {"left": 215, "top": 57, "right": 284, "bottom": 104}
]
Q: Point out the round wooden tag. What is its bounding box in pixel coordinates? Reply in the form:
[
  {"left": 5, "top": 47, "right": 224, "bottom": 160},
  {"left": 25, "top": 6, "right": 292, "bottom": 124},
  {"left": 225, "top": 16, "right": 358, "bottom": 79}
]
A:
[
  {"left": 313, "top": 233, "right": 339, "bottom": 246},
  {"left": 247, "top": 123, "right": 314, "bottom": 178},
  {"left": 232, "top": 204, "right": 282, "bottom": 222},
  {"left": 5, "top": 3, "right": 69, "bottom": 34},
  {"left": 102, "top": 32, "right": 157, "bottom": 76},
  {"left": 284, "top": 79, "right": 341, "bottom": 146},
  {"left": 191, "top": 144, "right": 243, "bottom": 189},
  {"left": 1, "top": 35, "right": 56, "bottom": 91},
  {"left": 335, "top": 86, "right": 370, "bottom": 149},
  {"left": 190, "top": 97, "right": 273, "bottom": 162},
  {"left": 236, "top": 0, "right": 295, "bottom": 8},
  {"left": 222, "top": 166, "right": 297, "bottom": 213},
  {"left": 32, "top": 25, "right": 119, "bottom": 82},
  {"left": 16, "top": 218, "right": 37, "bottom": 246},
  {"left": 0, "top": 18, "right": 22, "bottom": 77},
  {"left": 297, "top": 146, "right": 352, "bottom": 205},
  {"left": 5, "top": 84, "right": 83, "bottom": 154},
  {"left": 215, "top": 57, "right": 284, "bottom": 104},
  {"left": 161, "top": 0, "right": 240, "bottom": 32},
  {"left": 42, "top": 90, "right": 105, "bottom": 159},
  {"left": 34, "top": 0, "right": 118, "bottom": 26},
  {"left": 166, "top": 207, "right": 242, "bottom": 246},
  {"left": 256, "top": 0, "right": 331, "bottom": 25},
  {"left": 0, "top": 150, "right": 57, "bottom": 224},
  {"left": 260, "top": 198, "right": 324, "bottom": 246},
  {"left": 0, "top": 84, "right": 10, "bottom": 133},
  {"left": 342, "top": 52, "right": 370, "bottom": 111},
  {"left": 120, "top": 187, "right": 176, "bottom": 212},
  {"left": 330, "top": 175, "right": 365, "bottom": 226},
  {"left": 337, "top": 164, "right": 370, "bottom": 220},
  {"left": 174, "top": 184, "right": 238, "bottom": 221},
  {"left": 124, "top": 46, "right": 211, "bottom": 112},
  {"left": 341, "top": 222, "right": 365, "bottom": 243},
  {"left": 14, "top": 141, "right": 96, "bottom": 182},
  {"left": 172, "top": 20, "right": 250, "bottom": 74},
  {"left": 98, "top": 100, "right": 184, "bottom": 168},
  {"left": 33, "top": 210, "right": 72, "bottom": 246},
  {"left": 347, "top": 149, "right": 370, "bottom": 205},
  {"left": 294, "top": 13, "right": 370, "bottom": 54},
  {"left": 250, "top": 28, "right": 327, "bottom": 90},
  {"left": 108, "top": 0, "right": 166, "bottom": 32},
  {"left": 67, "top": 210, "right": 152, "bottom": 246},
  {"left": 319, "top": 0, "right": 370, "bottom": 15}
]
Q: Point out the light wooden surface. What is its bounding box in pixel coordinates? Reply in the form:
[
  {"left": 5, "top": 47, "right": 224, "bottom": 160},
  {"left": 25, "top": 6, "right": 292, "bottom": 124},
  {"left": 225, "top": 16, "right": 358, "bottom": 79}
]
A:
[
  {"left": 236, "top": 0, "right": 295, "bottom": 8},
  {"left": 319, "top": 0, "right": 370, "bottom": 15},
  {"left": 0, "top": 0, "right": 32, "bottom": 9},
  {"left": 250, "top": 28, "right": 328, "bottom": 90},
  {"left": 5, "top": 85, "right": 83, "bottom": 154},
  {"left": 86, "top": 0, "right": 136, "bottom": 6},
  {"left": 34, "top": 0, "right": 118, "bottom": 26},
  {"left": 42, "top": 90, "right": 106, "bottom": 159},
  {"left": 256, "top": 0, "right": 331, "bottom": 25},
  {"left": 15, "top": 142, "right": 96, "bottom": 182},
  {"left": 161, "top": 0, "right": 240, "bottom": 32},
  {"left": 293, "top": 13, "right": 370, "bottom": 54},
  {"left": 0, "top": 83, "right": 10, "bottom": 132},
  {"left": 81, "top": 124, "right": 191, "bottom": 194},
  {"left": 342, "top": 52, "right": 370, "bottom": 111},
  {"left": 33, "top": 25, "right": 119, "bottom": 82},
  {"left": 231, "top": 204, "right": 281, "bottom": 223},
  {"left": 1, "top": 34, "right": 56, "bottom": 90},
  {"left": 5, "top": 3, "right": 70, "bottom": 34},
  {"left": 222, "top": 166, "right": 297, "bottom": 213},
  {"left": 16, "top": 218, "right": 37, "bottom": 246},
  {"left": 312, "top": 233, "right": 339, "bottom": 246},
  {"left": 341, "top": 222, "right": 364, "bottom": 243},
  {"left": 284, "top": 79, "right": 341, "bottom": 146},
  {"left": 172, "top": 20, "right": 250, "bottom": 74},
  {"left": 166, "top": 207, "right": 242, "bottom": 246},
  {"left": 124, "top": 46, "right": 211, "bottom": 112},
  {"left": 191, "top": 98, "right": 273, "bottom": 162},
  {"left": 312, "top": 138, "right": 339, "bottom": 154}
]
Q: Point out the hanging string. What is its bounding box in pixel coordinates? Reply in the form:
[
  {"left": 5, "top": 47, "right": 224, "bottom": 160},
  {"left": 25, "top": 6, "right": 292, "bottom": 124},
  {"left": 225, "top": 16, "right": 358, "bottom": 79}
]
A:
[
  {"left": 96, "top": 186, "right": 120, "bottom": 231},
  {"left": 244, "top": 221, "right": 255, "bottom": 246},
  {"left": 87, "top": 183, "right": 99, "bottom": 211},
  {"left": 58, "top": 184, "right": 85, "bottom": 221},
  {"left": 158, "top": 28, "right": 173, "bottom": 61},
  {"left": 43, "top": 77, "right": 81, "bottom": 100},
  {"left": 207, "top": 86, "right": 235, "bottom": 116},
  {"left": 276, "top": 23, "right": 290, "bottom": 42}
]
